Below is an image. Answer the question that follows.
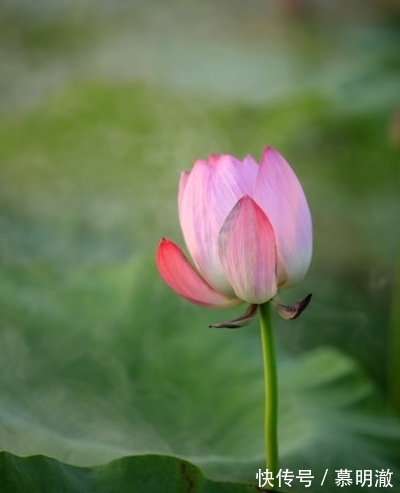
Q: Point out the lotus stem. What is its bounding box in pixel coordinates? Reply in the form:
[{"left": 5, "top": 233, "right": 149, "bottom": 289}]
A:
[{"left": 259, "top": 301, "right": 279, "bottom": 484}]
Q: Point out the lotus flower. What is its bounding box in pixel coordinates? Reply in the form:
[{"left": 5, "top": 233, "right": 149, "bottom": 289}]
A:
[{"left": 156, "top": 146, "right": 312, "bottom": 326}]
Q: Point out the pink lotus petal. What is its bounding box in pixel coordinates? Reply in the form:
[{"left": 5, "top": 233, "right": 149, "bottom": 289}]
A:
[
  {"left": 255, "top": 147, "right": 312, "bottom": 287},
  {"left": 178, "top": 154, "right": 259, "bottom": 295},
  {"left": 156, "top": 238, "right": 241, "bottom": 307},
  {"left": 208, "top": 154, "right": 258, "bottom": 228},
  {"left": 178, "top": 170, "right": 190, "bottom": 213},
  {"left": 208, "top": 154, "right": 219, "bottom": 165},
  {"left": 178, "top": 158, "right": 224, "bottom": 290},
  {"left": 218, "top": 196, "right": 278, "bottom": 304}
]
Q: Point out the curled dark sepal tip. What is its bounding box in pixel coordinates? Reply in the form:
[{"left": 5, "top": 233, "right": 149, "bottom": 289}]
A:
[
  {"left": 273, "top": 293, "right": 312, "bottom": 320},
  {"left": 209, "top": 304, "right": 259, "bottom": 329}
]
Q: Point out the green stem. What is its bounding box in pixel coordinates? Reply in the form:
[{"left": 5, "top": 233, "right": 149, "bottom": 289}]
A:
[{"left": 259, "top": 301, "right": 279, "bottom": 482}]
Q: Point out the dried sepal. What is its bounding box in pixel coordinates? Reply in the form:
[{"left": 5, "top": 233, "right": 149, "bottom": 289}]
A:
[
  {"left": 272, "top": 293, "right": 312, "bottom": 320},
  {"left": 209, "top": 304, "right": 259, "bottom": 329}
]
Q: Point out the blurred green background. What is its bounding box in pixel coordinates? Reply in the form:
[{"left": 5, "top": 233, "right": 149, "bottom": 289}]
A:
[{"left": 0, "top": 1, "right": 399, "bottom": 492}]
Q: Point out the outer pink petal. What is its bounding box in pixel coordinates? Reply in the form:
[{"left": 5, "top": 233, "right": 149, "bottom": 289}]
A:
[
  {"left": 208, "top": 154, "right": 258, "bottom": 228},
  {"left": 178, "top": 170, "right": 190, "bottom": 213},
  {"left": 156, "top": 238, "right": 241, "bottom": 307},
  {"left": 177, "top": 158, "right": 230, "bottom": 293},
  {"left": 218, "top": 196, "right": 278, "bottom": 304},
  {"left": 178, "top": 155, "right": 258, "bottom": 295},
  {"left": 255, "top": 147, "right": 312, "bottom": 288}
]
